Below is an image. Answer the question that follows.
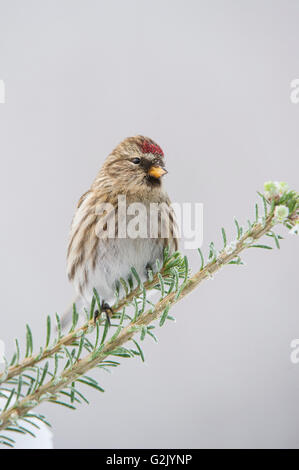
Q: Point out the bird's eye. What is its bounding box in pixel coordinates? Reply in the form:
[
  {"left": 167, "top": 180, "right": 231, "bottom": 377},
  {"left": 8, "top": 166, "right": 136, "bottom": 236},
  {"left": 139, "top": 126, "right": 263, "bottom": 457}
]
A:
[{"left": 132, "top": 157, "right": 141, "bottom": 164}]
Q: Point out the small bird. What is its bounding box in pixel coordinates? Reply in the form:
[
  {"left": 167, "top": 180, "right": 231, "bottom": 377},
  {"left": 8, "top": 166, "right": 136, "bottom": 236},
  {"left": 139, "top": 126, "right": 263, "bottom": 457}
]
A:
[{"left": 66, "top": 136, "right": 178, "bottom": 321}]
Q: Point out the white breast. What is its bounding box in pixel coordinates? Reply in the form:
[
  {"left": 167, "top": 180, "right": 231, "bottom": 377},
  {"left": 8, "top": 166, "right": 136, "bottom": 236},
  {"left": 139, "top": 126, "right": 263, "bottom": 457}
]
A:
[{"left": 69, "top": 192, "right": 177, "bottom": 306}]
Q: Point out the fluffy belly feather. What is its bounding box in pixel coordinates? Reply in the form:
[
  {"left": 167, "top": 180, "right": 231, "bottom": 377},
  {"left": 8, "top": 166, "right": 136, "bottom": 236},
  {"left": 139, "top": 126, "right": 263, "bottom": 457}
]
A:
[{"left": 76, "top": 237, "right": 165, "bottom": 304}]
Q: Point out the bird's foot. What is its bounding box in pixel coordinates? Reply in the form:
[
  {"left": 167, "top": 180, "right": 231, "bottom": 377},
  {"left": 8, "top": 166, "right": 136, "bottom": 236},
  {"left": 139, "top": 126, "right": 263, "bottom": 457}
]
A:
[
  {"left": 145, "top": 263, "right": 154, "bottom": 281},
  {"left": 94, "top": 300, "right": 114, "bottom": 326}
]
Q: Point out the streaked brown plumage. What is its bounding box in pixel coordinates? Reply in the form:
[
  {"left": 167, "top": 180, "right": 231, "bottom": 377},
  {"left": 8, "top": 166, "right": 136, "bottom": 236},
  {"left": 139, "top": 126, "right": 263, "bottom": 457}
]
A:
[{"left": 66, "top": 135, "right": 178, "bottom": 315}]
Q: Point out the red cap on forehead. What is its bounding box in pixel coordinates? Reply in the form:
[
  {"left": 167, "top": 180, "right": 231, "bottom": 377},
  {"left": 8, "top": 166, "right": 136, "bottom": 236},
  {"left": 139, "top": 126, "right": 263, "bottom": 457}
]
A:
[{"left": 141, "top": 140, "right": 164, "bottom": 157}]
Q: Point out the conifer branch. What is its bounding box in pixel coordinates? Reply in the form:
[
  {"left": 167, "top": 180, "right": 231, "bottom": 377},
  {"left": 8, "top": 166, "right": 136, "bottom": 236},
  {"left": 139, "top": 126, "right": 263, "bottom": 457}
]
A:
[{"left": 0, "top": 182, "right": 298, "bottom": 447}]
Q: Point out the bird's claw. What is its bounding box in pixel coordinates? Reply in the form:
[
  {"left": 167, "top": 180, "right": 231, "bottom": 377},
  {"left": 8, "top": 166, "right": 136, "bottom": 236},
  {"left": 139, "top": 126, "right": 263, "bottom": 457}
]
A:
[{"left": 94, "top": 300, "right": 113, "bottom": 326}]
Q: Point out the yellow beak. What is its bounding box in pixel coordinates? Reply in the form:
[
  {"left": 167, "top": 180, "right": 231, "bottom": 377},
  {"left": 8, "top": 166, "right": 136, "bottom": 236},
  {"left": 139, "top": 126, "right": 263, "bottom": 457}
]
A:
[{"left": 148, "top": 166, "right": 167, "bottom": 179}]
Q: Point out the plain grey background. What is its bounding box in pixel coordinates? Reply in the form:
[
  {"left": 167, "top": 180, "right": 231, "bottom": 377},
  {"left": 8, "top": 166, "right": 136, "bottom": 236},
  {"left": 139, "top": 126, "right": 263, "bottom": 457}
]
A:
[{"left": 0, "top": 0, "right": 298, "bottom": 449}]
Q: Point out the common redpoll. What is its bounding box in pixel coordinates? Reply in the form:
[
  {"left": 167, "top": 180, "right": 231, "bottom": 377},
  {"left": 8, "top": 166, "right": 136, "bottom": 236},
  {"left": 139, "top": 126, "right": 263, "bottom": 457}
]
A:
[{"left": 66, "top": 136, "right": 178, "bottom": 320}]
